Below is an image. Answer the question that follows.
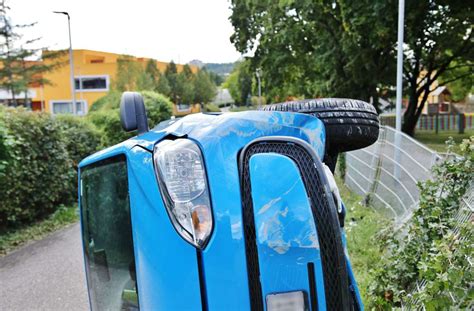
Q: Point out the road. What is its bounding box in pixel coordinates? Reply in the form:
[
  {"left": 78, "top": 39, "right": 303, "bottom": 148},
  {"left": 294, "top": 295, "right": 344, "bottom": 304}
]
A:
[{"left": 0, "top": 223, "right": 89, "bottom": 311}]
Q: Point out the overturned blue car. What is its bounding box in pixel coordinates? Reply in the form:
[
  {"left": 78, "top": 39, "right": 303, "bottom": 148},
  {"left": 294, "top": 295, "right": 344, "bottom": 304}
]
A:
[{"left": 78, "top": 92, "right": 379, "bottom": 311}]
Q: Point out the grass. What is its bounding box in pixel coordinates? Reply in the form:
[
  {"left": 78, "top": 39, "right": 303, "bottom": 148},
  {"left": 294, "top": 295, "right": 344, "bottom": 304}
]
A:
[
  {"left": 337, "top": 177, "right": 388, "bottom": 305},
  {"left": 0, "top": 205, "right": 79, "bottom": 256},
  {"left": 203, "top": 103, "right": 221, "bottom": 112},
  {"left": 414, "top": 130, "right": 473, "bottom": 153}
]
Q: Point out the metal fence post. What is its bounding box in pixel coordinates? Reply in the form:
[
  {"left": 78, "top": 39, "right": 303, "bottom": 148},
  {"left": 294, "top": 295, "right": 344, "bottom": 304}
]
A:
[
  {"left": 459, "top": 113, "right": 465, "bottom": 134},
  {"left": 368, "top": 127, "right": 385, "bottom": 204}
]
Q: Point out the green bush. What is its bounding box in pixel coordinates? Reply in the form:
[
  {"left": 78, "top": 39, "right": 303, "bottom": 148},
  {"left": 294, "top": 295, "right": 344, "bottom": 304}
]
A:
[
  {"left": 55, "top": 115, "right": 101, "bottom": 168},
  {"left": 0, "top": 108, "right": 73, "bottom": 230},
  {"left": 55, "top": 115, "right": 101, "bottom": 204},
  {"left": 140, "top": 91, "right": 173, "bottom": 127},
  {"left": 89, "top": 90, "right": 122, "bottom": 112},
  {"left": 367, "top": 137, "right": 474, "bottom": 309},
  {"left": 87, "top": 111, "right": 133, "bottom": 147},
  {"left": 0, "top": 107, "right": 101, "bottom": 231},
  {"left": 89, "top": 90, "right": 173, "bottom": 146}
]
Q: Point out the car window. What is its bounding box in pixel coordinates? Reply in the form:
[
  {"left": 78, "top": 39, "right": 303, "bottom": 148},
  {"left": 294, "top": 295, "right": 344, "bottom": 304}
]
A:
[{"left": 80, "top": 155, "right": 139, "bottom": 311}]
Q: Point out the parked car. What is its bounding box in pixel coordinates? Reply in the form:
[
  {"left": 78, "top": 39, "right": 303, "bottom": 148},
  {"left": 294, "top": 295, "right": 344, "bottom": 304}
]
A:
[{"left": 78, "top": 92, "right": 379, "bottom": 310}]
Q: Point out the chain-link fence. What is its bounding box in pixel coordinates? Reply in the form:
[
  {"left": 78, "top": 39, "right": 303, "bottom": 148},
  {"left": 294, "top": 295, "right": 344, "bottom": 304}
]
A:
[{"left": 345, "top": 126, "right": 442, "bottom": 223}]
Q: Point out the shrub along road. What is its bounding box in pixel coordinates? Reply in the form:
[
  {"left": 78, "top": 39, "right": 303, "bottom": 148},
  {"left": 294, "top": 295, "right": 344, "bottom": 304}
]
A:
[{"left": 0, "top": 223, "right": 88, "bottom": 310}]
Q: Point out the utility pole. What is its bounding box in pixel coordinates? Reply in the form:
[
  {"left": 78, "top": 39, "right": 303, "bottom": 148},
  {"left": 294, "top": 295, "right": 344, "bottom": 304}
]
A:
[{"left": 53, "top": 11, "right": 77, "bottom": 115}]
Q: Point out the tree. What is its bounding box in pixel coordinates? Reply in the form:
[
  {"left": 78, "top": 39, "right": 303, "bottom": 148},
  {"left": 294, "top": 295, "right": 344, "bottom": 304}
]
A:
[
  {"left": 136, "top": 69, "right": 154, "bottom": 91},
  {"left": 113, "top": 58, "right": 217, "bottom": 106},
  {"left": 194, "top": 69, "right": 217, "bottom": 104},
  {"left": 156, "top": 72, "right": 171, "bottom": 97},
  {"left": 224, "top": 60, "right": 253, "bottom": 105},
  {"left": 114, "top": 55, "right": 142, "bottom": 91},
  {"left": 0, "top": 0, "right": 63, "bottom": 106},
  {"left": 207, "top": 70, "right": 224, "bottom": 86},
  {"left": 229, "top": 0, "right": 473, "bottom": 135},
  {"left": 181, "top": 64, "right": 194, "bottom": 79},
  {"left": 439, "top": 62, "right": 473, "bottom": 102},
  {"left": 176, "top": 69, "right": 195, "bottom": 104},
  {"left": 229, "top": 0, "right": 397, "bottom": 108},
  {"left": 145, "top": 59, "right": 160, "bottom": 85},
  {"left": 160, "top": 61, "right": 217, "bottom": 105},
  {"left": 401, "top": 1, "right": 473, "bottom": 135},
  {"left": 163, "top": 61, "right": 180, "bottom": 103},
  {"left": 163, "top": 62, "right": 198, "bottom": 104}
]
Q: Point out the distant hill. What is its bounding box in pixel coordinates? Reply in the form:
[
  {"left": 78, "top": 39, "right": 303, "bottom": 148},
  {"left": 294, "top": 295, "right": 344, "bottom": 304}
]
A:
[
  {"left": 188, "top": 59, "right": 205, "bottom": 68},
  {"left": 188, "top": 60, "right": 236, "bottom": 76},
  {"left": 203, "top": 62, "right": 235, "bottom": 76}
]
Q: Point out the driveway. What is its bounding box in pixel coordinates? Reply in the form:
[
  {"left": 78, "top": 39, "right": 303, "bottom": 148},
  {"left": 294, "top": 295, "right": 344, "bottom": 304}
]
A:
[{"left": 0, "top": 223, "right": 89, "bottom": 311}]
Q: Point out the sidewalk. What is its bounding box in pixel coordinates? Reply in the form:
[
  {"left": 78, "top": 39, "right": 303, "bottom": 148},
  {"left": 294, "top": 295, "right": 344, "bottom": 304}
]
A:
[{"left": 0, "top": 223, "right": 89, "bottom": 310}]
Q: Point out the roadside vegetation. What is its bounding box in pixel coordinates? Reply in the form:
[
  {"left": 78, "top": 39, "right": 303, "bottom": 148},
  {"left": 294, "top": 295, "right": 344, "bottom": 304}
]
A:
[
  {"left": 336, "top": 177, "right": 388, "bottom": 304},
  {"left": 0, "top": 89, "right": 172, "bottom": 254},
  {"left": 0, "top": 205, "right": 78, "bottom": 256},
  {"left": 337, "top": 137, "right": 473, "bottom": 308},
  {"left": 415, "top": 130, "right": 474, "bottom": 153},
  {"left": 366, "top": 137, "right": 473, "bottom": 308}
]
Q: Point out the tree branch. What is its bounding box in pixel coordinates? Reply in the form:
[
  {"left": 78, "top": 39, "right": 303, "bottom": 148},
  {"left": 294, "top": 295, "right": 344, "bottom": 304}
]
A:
[
  {"left": 416, "top": 70, "right": 433, "bottom": 98},
  {"left": 430, "top": 32, "right": 473, "bottom": 82},
  {"left": 444, "top": 63, "right": 474, "bottom": 71},
  {"left": 416, "top": 84, "right": 431, "bottom": 118},
  {"left": 437, "top": 71, "right": 473, "bottom": 87}
]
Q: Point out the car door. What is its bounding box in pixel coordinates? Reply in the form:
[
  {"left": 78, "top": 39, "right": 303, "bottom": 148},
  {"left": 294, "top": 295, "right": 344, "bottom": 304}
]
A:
[{"left": 80, "top": 155, "right": 139, "bottom": 310}]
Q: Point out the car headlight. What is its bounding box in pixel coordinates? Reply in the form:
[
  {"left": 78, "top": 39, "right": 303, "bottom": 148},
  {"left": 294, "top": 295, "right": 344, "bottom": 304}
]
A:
[{"left": 153, "top": 139, "right": 213, "bottom": 248}]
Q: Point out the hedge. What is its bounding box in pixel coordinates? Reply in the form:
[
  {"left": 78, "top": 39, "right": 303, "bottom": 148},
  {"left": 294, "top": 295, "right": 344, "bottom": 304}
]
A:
[
  {"left": 0, "top": 90, "right": 171, "bottom": 231},
  {"left": 88, "top": 90, "right": 173, "bottom": 146},
  {"left": 0, "top": 107, "right": 100, "bottom": 231}
]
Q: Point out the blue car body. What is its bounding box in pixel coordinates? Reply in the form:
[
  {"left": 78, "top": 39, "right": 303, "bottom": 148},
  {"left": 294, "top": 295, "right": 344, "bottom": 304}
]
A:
[{"left": 79, "top": 111, "right": 362, "bottom": 310}]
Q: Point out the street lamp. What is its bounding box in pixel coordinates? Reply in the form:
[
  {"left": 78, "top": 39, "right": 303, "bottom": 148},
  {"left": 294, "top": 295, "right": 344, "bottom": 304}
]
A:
[
  {"left": 394, "top": 0, "right": 405, "bottom": 178},
  {"left": 53, "top": 11, "right": 77, "bottom": 115},
  {"left": 395, "top": 0, "right": 405, "bottom": 132}
]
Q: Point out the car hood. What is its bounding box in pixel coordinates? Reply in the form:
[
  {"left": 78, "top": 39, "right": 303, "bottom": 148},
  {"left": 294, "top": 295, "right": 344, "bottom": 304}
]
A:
[{"left": 80, "top": 111, "right": 326, "bottom": 168}]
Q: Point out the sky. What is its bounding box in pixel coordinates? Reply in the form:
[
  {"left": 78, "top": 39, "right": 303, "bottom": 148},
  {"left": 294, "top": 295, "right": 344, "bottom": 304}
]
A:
[{"left": 9, "top": 0, "right": 242, "bottom": 64}]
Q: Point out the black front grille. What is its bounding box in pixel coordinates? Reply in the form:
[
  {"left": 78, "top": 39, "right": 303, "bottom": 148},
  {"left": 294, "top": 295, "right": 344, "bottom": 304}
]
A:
[{"left": 239, "top": 138, "right": 350, "bottom": 311}]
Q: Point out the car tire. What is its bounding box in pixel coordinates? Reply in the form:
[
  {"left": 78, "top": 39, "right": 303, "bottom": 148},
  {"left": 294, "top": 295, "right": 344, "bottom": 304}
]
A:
[{"left": 261, "top": 98, "right": 379, "bottom": 153}]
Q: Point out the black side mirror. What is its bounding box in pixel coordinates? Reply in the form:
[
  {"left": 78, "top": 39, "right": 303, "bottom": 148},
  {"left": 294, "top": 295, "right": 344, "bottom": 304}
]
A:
[{"left": 120, "top": 92, "right": 149, "bottom": 134}]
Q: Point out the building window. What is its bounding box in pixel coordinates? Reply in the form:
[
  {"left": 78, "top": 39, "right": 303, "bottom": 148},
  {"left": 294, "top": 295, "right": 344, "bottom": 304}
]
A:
[
  {"left": 51, "top": 100, "right": 87, "bottom": 115},
  {"left": 439, "top": 103, "right": 450, "bottom": 113},
  {"left": 75, "top": 75, "right": 109, "bottom": 92}
]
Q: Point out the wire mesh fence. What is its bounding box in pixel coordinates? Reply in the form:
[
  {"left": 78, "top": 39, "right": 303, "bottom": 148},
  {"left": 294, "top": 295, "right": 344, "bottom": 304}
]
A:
[
  {"left": 346, "top": 125, "right": 473, "bottom": 308},
  {"left": 401, "top": 182, "right": 473, "bottom": 309},
  {"left": 345, "top": 126, "right": 442, "bottom": 223}
]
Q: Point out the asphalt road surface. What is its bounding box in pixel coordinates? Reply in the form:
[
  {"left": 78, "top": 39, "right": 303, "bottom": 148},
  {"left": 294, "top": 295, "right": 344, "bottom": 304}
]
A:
[{"left": 0, "top": 223, "right": 89, "bottom": 311}]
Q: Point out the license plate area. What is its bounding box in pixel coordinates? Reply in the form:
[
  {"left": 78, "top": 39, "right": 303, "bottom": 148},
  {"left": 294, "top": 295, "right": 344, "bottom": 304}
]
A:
[{"left": 266, "top": 291, "right": 308, "bottom": 311}]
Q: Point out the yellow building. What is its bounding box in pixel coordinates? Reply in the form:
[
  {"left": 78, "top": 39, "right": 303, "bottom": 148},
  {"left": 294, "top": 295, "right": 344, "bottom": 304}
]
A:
[{"left": 29, "top": 49, "right": 200, "bottom": 116}]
